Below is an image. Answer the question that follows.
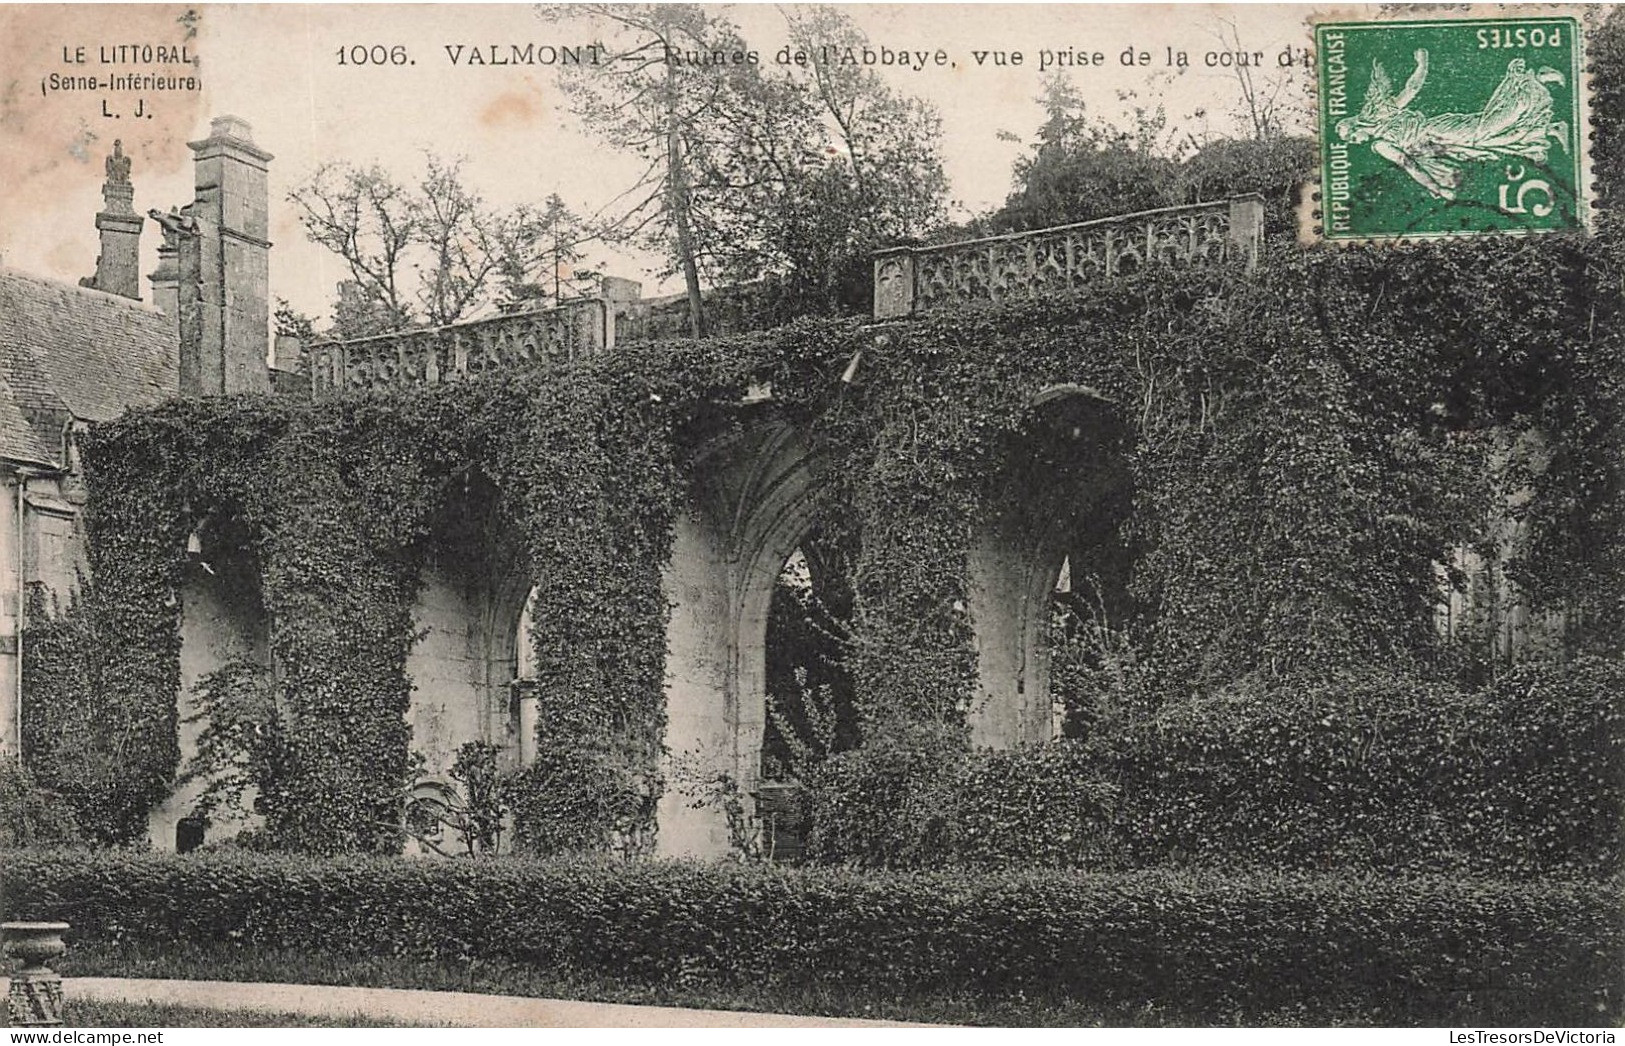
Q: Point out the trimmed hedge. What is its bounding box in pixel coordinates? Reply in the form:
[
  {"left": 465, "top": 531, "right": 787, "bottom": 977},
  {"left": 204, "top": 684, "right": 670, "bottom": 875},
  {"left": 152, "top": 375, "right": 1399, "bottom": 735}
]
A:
[
  {"left": 806, "top": 724, "right": 1120, "bottom": 869},
  {"left": 2, "top": 849, "right": 1619, "bottom": 1025},
  {"left": 1097, "top": 659, "right": 1625, "bottom": 877},
  {"left": 807, "top": 659, "right": 1625, "bottom": 877}
]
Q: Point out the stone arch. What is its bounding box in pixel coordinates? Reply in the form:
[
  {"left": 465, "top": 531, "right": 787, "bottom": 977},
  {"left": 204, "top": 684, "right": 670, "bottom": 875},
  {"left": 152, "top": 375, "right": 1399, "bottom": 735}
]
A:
[
  {"left": 658, "top": 416, "right": 828, "bottom": 857},
  {"left": 405, "top": 479, "right": 534, "bottom": 785},
  {"left": 156, "top": 536, "right": 271, "bottom": 850},
  {"left": 965, "top": 387, "right": 1131, "bottom": 748}
]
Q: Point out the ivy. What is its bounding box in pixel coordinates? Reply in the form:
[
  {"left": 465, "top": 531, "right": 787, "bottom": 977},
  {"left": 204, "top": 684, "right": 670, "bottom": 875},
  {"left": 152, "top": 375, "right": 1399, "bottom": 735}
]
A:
[{"left": 20, "top": 229, "right": 1618, "bottom": 855}]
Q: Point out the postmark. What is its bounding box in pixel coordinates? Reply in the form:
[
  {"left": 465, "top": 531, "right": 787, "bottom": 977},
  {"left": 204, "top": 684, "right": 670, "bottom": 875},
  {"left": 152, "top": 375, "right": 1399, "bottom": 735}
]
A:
[{"left": 1312, "top": 14, "right": 1589, "bottom": 242}]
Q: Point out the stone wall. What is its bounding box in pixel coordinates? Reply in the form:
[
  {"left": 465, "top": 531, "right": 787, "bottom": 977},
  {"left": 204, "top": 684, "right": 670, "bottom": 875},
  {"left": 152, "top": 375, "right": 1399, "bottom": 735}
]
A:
[
  {"left": 405, "top": 566, "right": 506, "bottom": 782},
  {"left": 150, "top": 556, "right": 269, "bottom": 850}
]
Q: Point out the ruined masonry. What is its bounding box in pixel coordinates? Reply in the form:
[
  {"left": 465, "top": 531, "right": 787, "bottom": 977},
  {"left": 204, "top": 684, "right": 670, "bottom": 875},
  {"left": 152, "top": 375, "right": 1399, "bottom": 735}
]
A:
[{"left": 6, "top": 115, "right": 1538, "bottom": 859}]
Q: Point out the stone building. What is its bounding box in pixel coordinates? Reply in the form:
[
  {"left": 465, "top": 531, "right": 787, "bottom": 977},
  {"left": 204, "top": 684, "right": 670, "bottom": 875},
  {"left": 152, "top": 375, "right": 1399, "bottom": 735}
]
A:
[
  {"left": 0, "top": 117, "right": 275, "bottom": 770},
  {"left": 0, "top": 242, "right": 178, "bottom": 761},
  {"left": 7, "top": 115, "right": 1560, "bottom": 858}
]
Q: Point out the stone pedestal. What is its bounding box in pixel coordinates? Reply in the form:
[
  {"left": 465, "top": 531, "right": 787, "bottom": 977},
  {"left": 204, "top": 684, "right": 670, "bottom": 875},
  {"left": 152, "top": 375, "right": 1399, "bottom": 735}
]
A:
[{"left": 3, "top": 922, "right": 69, "bottom": 1027}]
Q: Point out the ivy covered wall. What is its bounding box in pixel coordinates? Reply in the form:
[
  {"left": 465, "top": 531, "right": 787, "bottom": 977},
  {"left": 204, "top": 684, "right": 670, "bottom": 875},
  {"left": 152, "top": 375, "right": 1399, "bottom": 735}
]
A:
[{"left": 22, "top": 230, "right": 1623, "bottom": 854}]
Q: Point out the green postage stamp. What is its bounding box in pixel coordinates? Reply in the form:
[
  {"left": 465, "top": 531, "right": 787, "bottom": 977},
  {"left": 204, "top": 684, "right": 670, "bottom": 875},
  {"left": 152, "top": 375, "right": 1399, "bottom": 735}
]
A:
[{"left": 1314, "top": 13, "right": 1589, "bottom": 241}]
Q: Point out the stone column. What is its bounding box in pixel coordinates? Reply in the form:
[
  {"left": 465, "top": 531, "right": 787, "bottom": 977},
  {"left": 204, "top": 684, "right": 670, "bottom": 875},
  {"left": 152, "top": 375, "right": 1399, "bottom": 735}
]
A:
[
  {"left": 872, "top": 247, "right": 916, "bottom": 319},
  {"left": 149, "top": 208, "right": 200, "bottom": 387}
]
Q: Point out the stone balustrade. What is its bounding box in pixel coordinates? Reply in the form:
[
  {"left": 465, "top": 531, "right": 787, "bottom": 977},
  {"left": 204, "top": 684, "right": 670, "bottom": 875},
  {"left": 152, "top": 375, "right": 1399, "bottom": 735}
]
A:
[
  {"left": 301, "top": 198, "right": 1268, "bottom": 392},
  {"left": 306, "top": 298, "right": 612, "bottom": 394},
  {"left": 873, "top": 195, "right": 1266, "bottom": 319}
]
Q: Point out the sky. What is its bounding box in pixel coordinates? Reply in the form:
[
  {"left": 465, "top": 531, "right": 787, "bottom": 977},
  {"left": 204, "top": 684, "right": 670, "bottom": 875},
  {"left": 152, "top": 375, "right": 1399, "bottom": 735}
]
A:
[{"left": 0, "top": 4, "right": 1325, "bottom": 323}]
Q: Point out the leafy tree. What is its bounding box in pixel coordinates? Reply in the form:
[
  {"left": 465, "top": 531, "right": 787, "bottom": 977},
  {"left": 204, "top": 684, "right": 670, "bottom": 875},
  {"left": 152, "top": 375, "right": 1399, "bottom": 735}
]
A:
[
  {"left": 681, "top": 61, "right": 825, "bottom": 303},
  {"left": 552, "top": 4, "right": 764, "bottom": 336},
  {"left": 556, "top": 5, "right": 950, "bottom": 327},
  {"left": 500, "top": 193, "right": 602, "bottom": 308},
  {"left": 330, "top": 280, "right": 401, "bottom": 341},
  {"left": 991, "top": 75, "right": 1184, "bottom": 233},
  {"left": 1180, "top": 135, "right": 1315, "bottom": 238},
  {"left": 751, "top": 8, "right": 948, "bottom": 314},
  {"left": 788, "top": 9, "right": 946, "bottom": 239},
  {"left": 984, "top": 74, "right": 1313, "bottom": 237},
  {"left": 273, "top": 298, "right": 316, "bottom": 341}
]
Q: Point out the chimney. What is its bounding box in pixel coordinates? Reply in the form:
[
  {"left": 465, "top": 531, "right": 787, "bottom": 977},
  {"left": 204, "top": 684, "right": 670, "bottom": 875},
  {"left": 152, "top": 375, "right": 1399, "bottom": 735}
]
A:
[
  {"left": 86, "top": 140, "right": 144, "bottom": 300},
  {"left": 183, "top": 115, "right": 272, "bottom": 394}
]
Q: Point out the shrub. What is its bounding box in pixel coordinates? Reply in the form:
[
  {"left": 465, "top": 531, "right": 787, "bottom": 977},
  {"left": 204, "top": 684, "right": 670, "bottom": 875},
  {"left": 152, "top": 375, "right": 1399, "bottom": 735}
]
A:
[
  {"left": 0, "top": 849, "right": 1617, "bottom": 1025},
  {"left": 806, "top": 660, "right": 1625, "bottom": 877},
  {"left": 1094, "top": 660, "right": 1625, "bottom": 877},
  {"left": 806, "top": 733, "right": 1119, "bottom": 870},
  {"left": 804, "top": 720, "right": 965, "bottom": 867}
]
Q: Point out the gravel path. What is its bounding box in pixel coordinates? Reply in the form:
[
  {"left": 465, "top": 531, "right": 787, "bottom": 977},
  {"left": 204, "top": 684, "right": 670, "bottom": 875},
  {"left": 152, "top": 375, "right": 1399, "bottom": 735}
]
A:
[{"left": 64, "top": 977, "right": 925, "bottom": 1028}]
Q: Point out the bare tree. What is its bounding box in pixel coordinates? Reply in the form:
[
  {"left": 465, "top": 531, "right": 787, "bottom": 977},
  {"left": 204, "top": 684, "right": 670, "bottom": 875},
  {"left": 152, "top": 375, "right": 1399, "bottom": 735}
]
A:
[
  {"left": 290, "top": 155, "right": 537, "bottom": 335},
  {"left": 413, "top": 156, "right": 532, "bottom": 326},
  {"left": 1208, "top": 16, "right": 1306, "bottom": 142},
  {"left": 289, "top": 162, "right": 417, "bottom": 332}
]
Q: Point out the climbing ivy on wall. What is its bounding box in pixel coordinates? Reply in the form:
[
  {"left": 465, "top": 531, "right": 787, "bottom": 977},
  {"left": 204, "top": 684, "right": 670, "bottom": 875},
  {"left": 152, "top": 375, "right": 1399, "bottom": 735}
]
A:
[
  {"left": 29, "top": 227, "right": 1623, "bottom": 853},
  {"left": 23, "top": 417, "right": 190, "bottom": 843}
]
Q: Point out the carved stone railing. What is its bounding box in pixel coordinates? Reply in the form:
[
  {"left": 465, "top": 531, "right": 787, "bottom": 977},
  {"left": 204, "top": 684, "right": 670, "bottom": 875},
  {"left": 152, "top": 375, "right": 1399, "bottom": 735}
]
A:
[
  {"left": 306, "top": 298, "right": 612, "bottom": 394},
  {"left": 873, "top": 195, "right": 1266, "bottom": 319}
]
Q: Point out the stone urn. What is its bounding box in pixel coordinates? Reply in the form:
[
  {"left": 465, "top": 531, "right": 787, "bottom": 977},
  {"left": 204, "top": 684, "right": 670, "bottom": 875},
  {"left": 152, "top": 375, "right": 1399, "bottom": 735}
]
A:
[{"left": 3, "top": 922, "right": 69, "bottom": 1027}]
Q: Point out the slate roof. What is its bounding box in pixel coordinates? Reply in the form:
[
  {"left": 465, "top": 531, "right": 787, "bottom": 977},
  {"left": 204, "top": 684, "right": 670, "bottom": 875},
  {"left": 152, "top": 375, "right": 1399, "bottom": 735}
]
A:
[
  {"left": 0, "top": 268, "right": 178, "bottom": 466},
  {"left": 0, "top": 370, "right": 53, "bottom": 467}
]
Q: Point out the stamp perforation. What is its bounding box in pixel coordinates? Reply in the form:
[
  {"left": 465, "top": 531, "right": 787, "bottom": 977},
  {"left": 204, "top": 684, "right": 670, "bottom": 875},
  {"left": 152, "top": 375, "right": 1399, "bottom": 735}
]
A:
[{"left": 1302, "top": 5, "right": 1597, "bottom": 246}]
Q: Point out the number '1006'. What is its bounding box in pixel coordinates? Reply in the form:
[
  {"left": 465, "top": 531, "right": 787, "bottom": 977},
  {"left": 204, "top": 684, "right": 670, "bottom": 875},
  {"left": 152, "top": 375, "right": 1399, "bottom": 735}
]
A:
[{"left": 336, "top": 45, "right": 410, "bottom": 65}]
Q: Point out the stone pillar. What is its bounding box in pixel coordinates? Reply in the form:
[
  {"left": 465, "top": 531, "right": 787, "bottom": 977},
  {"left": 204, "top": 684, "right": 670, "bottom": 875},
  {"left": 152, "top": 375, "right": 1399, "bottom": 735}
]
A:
[
  {"left": 147, "top": 207, "right": 185, "bottom": 343},
  {"left": 514, "top": 681, "right": 538, "bottom": 766},
  {"left": 1227, "top": 193, "right": 1266, "bottom": 268},
  {"left": 599, "top": 275, "right": 642, "bottom": 351},
  {"left": 965, "top": 519, "right": 1055, "bottom": 749},
  {"left": 654, "top": 512, "right": 735, "bottom": 858},
  {"left": 187, "top": 115, "right": 273, "bottom": 395},
  {"left": 272, "top": 334, "right": 305, "bottom": 374},
  {"left": 872, "top": 247, "right": 915, "bottom": 319},
  {"left": 86, "top": 141, "right": 143, "bottom": 300}
]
